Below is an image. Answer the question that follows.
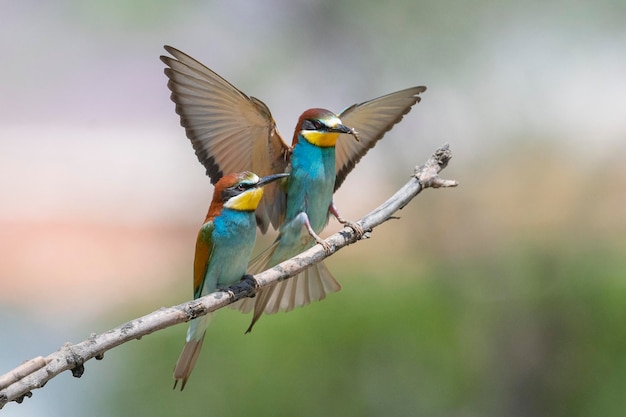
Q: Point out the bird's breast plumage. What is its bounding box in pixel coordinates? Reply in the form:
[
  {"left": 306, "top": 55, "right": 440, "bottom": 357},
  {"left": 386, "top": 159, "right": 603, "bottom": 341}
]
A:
[
  {"left": 284, "top": 137, "right": 336, "bottom": 233},
  {"left": 199, "top": 209, "right": 257, "bottom": 294}
]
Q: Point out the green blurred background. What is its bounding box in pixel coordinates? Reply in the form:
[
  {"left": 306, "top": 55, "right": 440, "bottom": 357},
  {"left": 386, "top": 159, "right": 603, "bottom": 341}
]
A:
[{"left": 1, "top": 1, "right": 625, "bottom": 416}]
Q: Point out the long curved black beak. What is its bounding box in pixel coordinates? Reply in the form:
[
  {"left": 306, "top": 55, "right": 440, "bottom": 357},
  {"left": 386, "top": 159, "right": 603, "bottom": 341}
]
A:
[
  {"left": 331, "top": 123, "right": 359, "bottom": 141},
  {"left": 257, "top": 172, "right": 290, "bottom": 187}
]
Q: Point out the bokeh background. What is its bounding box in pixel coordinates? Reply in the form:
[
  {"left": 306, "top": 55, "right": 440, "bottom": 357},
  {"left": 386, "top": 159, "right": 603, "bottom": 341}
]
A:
[{"left": 1, "top": 1, "right": 625, "bottom": 416}]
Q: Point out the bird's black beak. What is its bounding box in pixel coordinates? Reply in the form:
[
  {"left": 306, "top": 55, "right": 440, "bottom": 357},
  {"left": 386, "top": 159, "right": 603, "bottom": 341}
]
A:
[
  {"left": 257, "top": 172, "right": 290, "bottom": 187},
  {"left": 332, "top": 123, "right": 360, "bottom": 141}
]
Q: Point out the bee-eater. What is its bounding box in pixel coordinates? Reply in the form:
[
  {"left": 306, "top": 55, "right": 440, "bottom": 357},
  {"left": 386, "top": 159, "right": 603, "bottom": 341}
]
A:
[
  {"left": 161, "top": 46, "right": 426, "bottom": 333},
  {"left": 173, "top": 171, "right": 288, "bottom": 390}
]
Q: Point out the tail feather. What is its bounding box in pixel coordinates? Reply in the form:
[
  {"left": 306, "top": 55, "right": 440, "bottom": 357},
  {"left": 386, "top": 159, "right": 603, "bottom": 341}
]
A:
[
  {"left": 271, "top": 273, "right": 292, "bottom": 313},
  {"left": 245, "top": 260, "right": 341, "bottom": 333},
  {"left": 233, "top": 236, "right": 342, "bottom": 333},
  {"left": 273, "top": 260, "right": 341, "bottom": 312},
  {"left": 244, "top": 284, "right": 276, "bottom": 333},
  {"left": 173, "top": 314, "right": 211, "bottom": 390}
]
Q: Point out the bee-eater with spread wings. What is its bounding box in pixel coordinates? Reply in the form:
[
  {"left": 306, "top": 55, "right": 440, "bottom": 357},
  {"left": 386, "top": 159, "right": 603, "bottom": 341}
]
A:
[
  {"left": 173, "top": 171, "right": 288, "bottom": 390},
  {"left": 161, "top": 46, "right": 426, "bottom": 333}
]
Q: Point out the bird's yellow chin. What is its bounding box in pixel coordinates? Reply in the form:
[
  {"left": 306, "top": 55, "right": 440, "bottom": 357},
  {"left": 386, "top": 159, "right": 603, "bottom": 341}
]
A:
[
  {"left": 301, "top": 131, "right": 340, "bottom": 148},
  {"left": 224, "top": 188, "right": 264, "bottom": 211}
]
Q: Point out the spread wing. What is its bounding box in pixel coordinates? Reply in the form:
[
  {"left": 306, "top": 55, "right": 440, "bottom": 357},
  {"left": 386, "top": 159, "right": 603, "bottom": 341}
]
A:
[
  {"left": 334, "top": 86, "right": 427, "bottom": 190},
  {"left": 193, "top": 221, "right": 215, "bottom": 299},
  {"left": 161, "top": 45, "right": 290, "bottom": 232}
]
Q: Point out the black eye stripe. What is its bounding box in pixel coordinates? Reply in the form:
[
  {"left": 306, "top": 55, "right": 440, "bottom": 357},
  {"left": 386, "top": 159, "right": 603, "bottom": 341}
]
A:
[
  {"left": 234, "top": 183, "right": 254, "bottom": 192},
  {"left": 303, "top": 119, "right": 325, "bottom": 131},
  {"left": 221, "top": 182, "right": 256, "bottom": 202}
]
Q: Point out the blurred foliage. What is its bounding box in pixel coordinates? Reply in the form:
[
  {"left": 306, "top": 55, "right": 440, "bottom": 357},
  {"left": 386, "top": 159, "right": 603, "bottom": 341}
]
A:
[{"left": 99, "top": 239, "right": 625, "bottom": 417}]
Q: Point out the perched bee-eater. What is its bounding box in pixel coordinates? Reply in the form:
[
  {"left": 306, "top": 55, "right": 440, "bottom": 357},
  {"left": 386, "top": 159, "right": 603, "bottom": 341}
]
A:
[
  {"left": 173, "top": 171, "right": 288, "bottom": 390},
  {"left": 161, "top": 46, "right": 426, "bottom": 333}
]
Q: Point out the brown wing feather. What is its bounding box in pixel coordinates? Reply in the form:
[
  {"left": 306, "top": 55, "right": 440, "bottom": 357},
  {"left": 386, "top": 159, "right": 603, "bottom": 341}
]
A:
[
  {"left": 193, "top": 221, "right": 215, "bottom": 297},
  {"left": 334, "top": 86, "right": 427, "bottom": 190},
  {"left": 160, "top": 46, "right": 290, "bottom": 232}
]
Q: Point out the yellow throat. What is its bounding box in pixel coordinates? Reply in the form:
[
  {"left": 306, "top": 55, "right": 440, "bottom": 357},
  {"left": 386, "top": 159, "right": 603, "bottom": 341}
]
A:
[
  {"left": 224, "top": 188, "right": 264, "bottom": 211},
  {"left": 301, "top": 131, "right": 340, "bottom": 148}
]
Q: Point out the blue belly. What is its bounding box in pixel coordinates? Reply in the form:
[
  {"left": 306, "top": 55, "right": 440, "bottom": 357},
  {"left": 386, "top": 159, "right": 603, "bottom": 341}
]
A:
[{"left": 285, "top": 138, "right": 336, "bottom": 233}]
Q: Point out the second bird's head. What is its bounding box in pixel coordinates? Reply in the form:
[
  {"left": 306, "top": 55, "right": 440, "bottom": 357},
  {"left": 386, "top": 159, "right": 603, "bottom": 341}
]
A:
[
  {"left": 294, "top": 108, "right": 358, "bottom": 147},
  {"left": 214, "top": 171, "right": 290, "bottom": 212}
]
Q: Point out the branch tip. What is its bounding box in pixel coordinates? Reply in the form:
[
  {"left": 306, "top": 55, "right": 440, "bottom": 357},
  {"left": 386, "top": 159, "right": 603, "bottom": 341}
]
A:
[
  {"left": 434, "top": 143, "right": 452, "bottom": 168},
  {"left": 414, "top": 144, "right": 457, "bottom": 189}
]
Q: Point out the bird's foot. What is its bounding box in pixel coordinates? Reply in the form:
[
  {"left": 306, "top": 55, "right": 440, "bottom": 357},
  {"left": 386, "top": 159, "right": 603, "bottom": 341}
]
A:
[
  {"left": 222, "top": 289, "right": 236, "bottom": 302},
  {"left": 329, "top": 202, "right": 365, "bottom": 238},
  {"left": 312, "top": 232, "right": 332, "bottom": 255},
  {"left": 299, "top": 212, "right": 332, "bottom": 254},
  {"left": 240, "top": 274, "right": 259, "bottom": 288},
  {"left": 227, "top": 275, "right": 258, "bottom": 299},
  {"left": 339, "top": 218, "right": 365, "bottom": 239}
]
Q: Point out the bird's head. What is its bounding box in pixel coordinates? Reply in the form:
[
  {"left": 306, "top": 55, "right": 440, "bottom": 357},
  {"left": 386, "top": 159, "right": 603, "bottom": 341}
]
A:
[
  {"left": 209, "top": 171, "right": 289, "bottom": 215},
  {"left": 293, "top": 108, "right": 358, "bottom": 147}
]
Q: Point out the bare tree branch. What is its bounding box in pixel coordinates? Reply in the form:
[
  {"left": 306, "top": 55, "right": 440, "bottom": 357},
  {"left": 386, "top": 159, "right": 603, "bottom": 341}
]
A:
[{"left": 0, "top": 144, "right": 457, "bottom": 409}]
